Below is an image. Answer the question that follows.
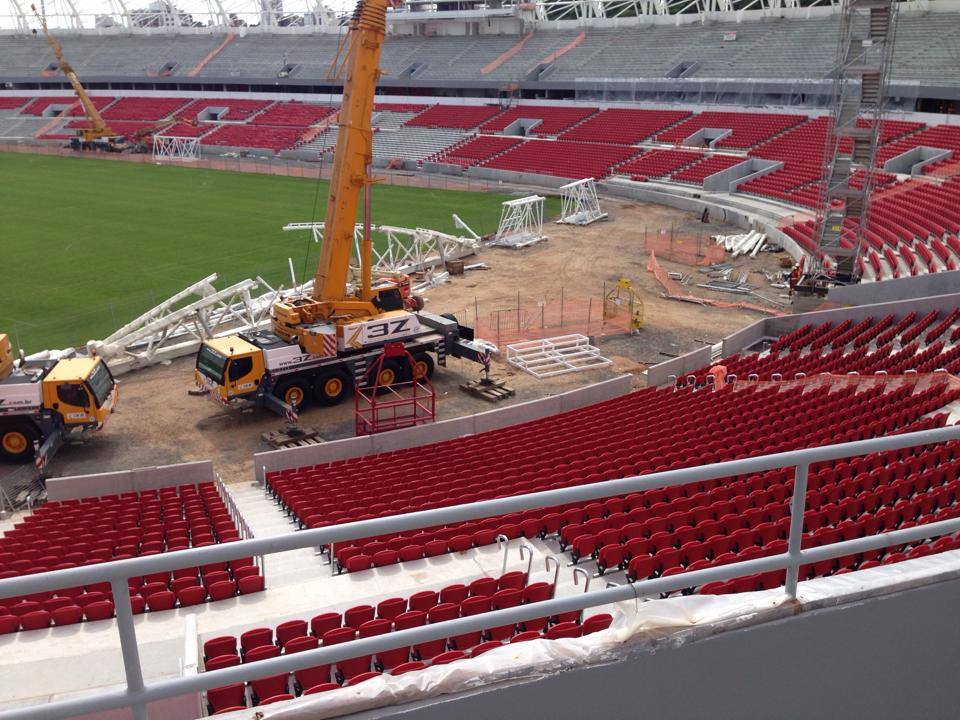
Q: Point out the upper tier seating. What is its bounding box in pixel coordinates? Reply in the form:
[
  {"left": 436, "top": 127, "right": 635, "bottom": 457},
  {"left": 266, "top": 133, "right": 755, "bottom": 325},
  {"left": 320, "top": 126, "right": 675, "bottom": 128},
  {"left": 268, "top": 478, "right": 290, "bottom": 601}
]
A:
[
  {"left": 0, "top": 483, "right": 263, "bottom": 634},
  {"left": 0, "top": 96, "right": 29, "bottom": 110},
  {"left": 404, "top": 105, "right": 504, "bottom": 131},
  {"left": 20, "top": 96, "right": 113, "bottom": 116},
  {"left": 479, "top": 106, "right": 598, "bottom": 136},
  {"left": 428, "top": 135, "right": 523, "bottom": 169},
  {"left": 249, "top": 101, "right": 336, "bottom": 127},
  {"left": 559, "top": 109, "right": 691, "bottom": 145},
  {"left": 655, "top": 112, "right": 806, "bottom": 149},
  {"left": 175, "top": 98, "right": 273, "bottom": 122},
  {"left": 614, "top": 149, "right": 703, "bottom": 180},
  {"left": 101, "top": 97, "right": 192, "bottom": 121},
  {"left": 670, "top": 153, "right": 746, "bottom": 184},
  {"left": 480, "top": 139, "right": 640, "bottom": 180}
]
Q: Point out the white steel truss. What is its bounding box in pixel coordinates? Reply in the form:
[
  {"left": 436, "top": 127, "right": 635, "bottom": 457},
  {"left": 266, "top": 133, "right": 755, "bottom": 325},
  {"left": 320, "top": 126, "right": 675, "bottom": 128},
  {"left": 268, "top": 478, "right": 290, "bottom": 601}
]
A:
[
  {"left": 152, "top": 135, "right": 200, "bottom": 162},
  {"left": 557, "top": 178, "right": 607, "bottom": 226},
  {"left": 506, "top": 334, "right": 612, "bottom": 378},
  {"left": 83, "top": 274, "right": 296, "bottom": 374},
  {"left": 492, "top": 195, "right": 547, "bottom": 249},
  {"left": 283, "top": 221, "right": 479, "bottom": 285}
]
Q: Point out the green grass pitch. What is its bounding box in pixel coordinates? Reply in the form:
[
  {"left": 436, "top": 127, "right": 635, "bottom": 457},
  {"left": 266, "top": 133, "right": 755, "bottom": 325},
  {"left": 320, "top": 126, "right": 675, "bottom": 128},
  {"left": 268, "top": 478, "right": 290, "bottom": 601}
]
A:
[{"left": 1, "top": 152, "right": 559, "bottom": 353}]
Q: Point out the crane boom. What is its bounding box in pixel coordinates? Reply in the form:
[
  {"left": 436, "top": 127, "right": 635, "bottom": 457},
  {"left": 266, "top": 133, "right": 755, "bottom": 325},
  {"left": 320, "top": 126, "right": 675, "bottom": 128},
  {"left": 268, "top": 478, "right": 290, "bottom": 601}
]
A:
[
  {"left": 31, "top": 4, "right": 114, "bottom": 139},
  {"left": 314, "top": 0, "right": 390, "bottom": 303}
]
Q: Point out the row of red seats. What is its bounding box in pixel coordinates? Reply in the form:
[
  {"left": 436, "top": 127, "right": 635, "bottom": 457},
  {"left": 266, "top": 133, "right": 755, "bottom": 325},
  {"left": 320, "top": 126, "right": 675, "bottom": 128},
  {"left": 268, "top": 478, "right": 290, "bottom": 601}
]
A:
[
  {"left": 656, "top": 111, "right": 806, "bottom": 149},
  {"left": 559, "top": 108, "right": 691, "bottom": 145},
  {"left": 428, "top": 135, "right": 523, "bottom": 169},
  {"left": 175, "top": 98, "right": 273, "bottom": 122},
  {"left": 101, "top": 96, "right": 191, "bottom": 121},
  {"left": 404, "top": 104, "right": 504, "bottom": 130},
  {"left": 201, "top": 124, "right": 309, "bottom": 151},
  {"left": 479, "top": 139, "right": 640, "bottom": 181},
  {"left": 479, "top": 105, "right": 598, "bottom": 136},
  {"left": 614, "top": 149, "right": 703, "bottom": 179},
  {"left": 670, "top": 153, "right": 746, "bottom": 184},
  {"left": 19, "top": 96, "right": 112, "bottom": 116},
  {"left": 249, "top": 101, "right": 336, "bottom": 127},
  {"left": 200, "top": 572, "right": 611, "bottom": 712}
]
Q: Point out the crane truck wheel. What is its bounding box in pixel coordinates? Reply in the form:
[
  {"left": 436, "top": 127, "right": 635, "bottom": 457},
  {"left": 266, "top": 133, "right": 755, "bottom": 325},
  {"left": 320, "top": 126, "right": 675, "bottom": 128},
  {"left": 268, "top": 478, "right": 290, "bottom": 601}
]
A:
[
  {"left": 411, "top": 353, "right": 435, "bottom": 380},
  {"left": 274, "top": 379, "right": 311, "bottom": 410},
  {"left": 315, "top": 371, "right": 352, "bottom": 406},
  {"left": 0, "top": 423, "right": 39, "bottom": 462},
  {"left": 366, "top": 359, "right": 403, "bottom": 395}
]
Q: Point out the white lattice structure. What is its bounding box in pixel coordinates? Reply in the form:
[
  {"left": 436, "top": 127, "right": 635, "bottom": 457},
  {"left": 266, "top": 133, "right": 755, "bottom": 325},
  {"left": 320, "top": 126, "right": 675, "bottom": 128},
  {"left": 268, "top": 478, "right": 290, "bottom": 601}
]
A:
[
  {"left": 152, "top": 135, "right": 200, "bottom": 162},
  {"left": 492, "top": 195, "right": 546, "bottom": 249},
  {"left": 83, "top": 274, "right": 297, "bottom": 374},
  {"left": 557, "top": 178, "right": 607, "bottom": 226},
  {"left": 282, "top": 221, "right": 480, "bottom": 289}
]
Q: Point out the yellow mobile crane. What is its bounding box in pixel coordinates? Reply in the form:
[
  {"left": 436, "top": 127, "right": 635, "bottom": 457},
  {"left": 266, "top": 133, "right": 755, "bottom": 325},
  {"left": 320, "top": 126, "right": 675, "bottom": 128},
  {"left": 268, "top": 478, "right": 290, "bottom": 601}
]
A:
[
  {"left": 0, "top": 334, "right": 118, "bottom": 468},
  {"left": 193, "top": 0, "right": 490, "bottom": 416},
  {"left": 32, "top": 4, "right": 138, "bottom": 152}
]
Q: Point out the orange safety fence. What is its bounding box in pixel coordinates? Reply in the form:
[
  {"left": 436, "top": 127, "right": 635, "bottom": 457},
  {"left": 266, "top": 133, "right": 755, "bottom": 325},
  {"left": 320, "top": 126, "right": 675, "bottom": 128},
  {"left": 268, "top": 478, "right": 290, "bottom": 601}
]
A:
[
  {"left": 645, "top": 230, "right": 727, "bottom": 267},
  {"left": 646, "top": 250, "right": 785, "bottom": 316}
]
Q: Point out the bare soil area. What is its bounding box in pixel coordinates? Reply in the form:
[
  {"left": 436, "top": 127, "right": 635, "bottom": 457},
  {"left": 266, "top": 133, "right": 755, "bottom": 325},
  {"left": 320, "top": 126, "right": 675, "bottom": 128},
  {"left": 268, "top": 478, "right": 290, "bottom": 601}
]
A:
[{"left": 1, "top": 198, "right": 790, "bottom": 491}]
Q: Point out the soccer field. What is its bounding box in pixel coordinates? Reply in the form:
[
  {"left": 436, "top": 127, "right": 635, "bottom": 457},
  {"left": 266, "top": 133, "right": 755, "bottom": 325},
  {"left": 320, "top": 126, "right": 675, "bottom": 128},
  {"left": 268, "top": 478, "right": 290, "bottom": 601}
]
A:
[{"left": 1, "top": 152, "right": 554, "bottom": 353}]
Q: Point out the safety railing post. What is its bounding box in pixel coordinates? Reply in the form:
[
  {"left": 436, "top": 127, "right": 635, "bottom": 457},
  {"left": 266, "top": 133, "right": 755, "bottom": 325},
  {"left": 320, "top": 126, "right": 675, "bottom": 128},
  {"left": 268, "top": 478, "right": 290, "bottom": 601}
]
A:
[
  {"left": 110, "top": 578, "right": 147, "bottom": 720},
  {"left": 784, "top": 462, "right": 810, "bottom": 599}
]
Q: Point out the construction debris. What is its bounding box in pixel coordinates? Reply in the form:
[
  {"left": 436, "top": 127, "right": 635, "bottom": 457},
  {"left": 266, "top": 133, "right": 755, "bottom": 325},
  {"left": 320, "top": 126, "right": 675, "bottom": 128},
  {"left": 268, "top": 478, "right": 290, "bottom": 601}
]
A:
[
  {"left": 261, "top": 424, "right": 324, "bottom": 448},
  {"left": 713, "top": 230, "right": 768, "bottom": 258},
  {"left": 460, "top": 377, "right": 516, "bottom": 402}
]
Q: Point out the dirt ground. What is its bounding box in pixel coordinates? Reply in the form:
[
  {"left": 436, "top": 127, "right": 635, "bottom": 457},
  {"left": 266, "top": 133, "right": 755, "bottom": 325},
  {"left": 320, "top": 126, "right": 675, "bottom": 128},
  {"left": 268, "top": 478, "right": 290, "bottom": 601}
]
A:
[{"left": 0, "top": 198, "right": 792, "bottom": 492}]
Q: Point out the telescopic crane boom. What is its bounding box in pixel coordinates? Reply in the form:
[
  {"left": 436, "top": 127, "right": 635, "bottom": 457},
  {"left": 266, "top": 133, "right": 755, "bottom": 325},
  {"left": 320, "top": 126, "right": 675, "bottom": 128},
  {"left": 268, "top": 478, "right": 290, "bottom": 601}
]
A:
[
  {"left": 31, "top": 4, "right": 116, "bottom": 142},
  {"left": 271, "top": 0, "right": 407, "bottom": 355}
]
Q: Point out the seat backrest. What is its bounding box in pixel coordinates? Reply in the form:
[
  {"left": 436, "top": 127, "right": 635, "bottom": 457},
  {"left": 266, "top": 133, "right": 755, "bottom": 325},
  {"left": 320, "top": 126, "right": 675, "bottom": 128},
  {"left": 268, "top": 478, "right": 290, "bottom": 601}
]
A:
[
  {"left": 439, "top": 584, "right": 468, "bottom": 605},
  {"left": 276, "top": 619, "right": 308, "bottom": 646},
  {"left": 491, "top": 588, "right": 522, "bottom": 610},
  {"left": 240, "top": 627, "right": 273, "bottom": 653},
  {"left": 427, "top": 602, "right": 458, "bottom": 623},
  {"left": 284, "top": 635, "right": 319, "bottom": 654},
  {"left": 376, "top": 597, "right": 407, "bottom": 620},
  {"left": 359, "top": 618, "right": 391, "bottom": 638},
  {"left": 205, "top": 654, "right": 241, "bottom": 672},
  {"left": 310, "top": 612, "right": 341, "bottom": 637},
  {"left": 322, "top": 626, "right": 357, "bottom": 646},
  {"left": 393, "top": 610, "right": 426, "bottom": 631},
  {"left": 245, "top": 644, "right": 281, "bottom": 663},
  {"left": 460, "top": 595, "right": 491, "bottom": 616},
  {"left": 408, "top": 590, "right": 438, "bottom": 612},
  {"left": 344, "top": 605, "right": 374, "bottom": 629}
]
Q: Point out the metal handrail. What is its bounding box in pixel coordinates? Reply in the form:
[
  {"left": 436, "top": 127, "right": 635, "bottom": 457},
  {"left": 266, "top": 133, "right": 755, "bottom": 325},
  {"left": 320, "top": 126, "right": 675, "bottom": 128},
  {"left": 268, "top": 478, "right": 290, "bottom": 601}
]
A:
[{"left": 1, "top": 425, "right": 958, "bottom": 720}]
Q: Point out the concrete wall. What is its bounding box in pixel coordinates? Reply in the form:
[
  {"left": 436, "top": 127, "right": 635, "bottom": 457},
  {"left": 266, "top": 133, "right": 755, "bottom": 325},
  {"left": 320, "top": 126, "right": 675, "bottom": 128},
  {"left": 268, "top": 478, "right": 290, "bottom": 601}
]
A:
[
  {"left": 363, "top": 575, "right": 960, "bottom": 720},
  {"left": 646, "top": 345, "right": 713, "bottom": 386},
  {"left": 882, "top": 146, "right": 952, "bottom": 175},
  {"left": 827, "top": 271, "right": 960, "bottom": 306},
  {"left": 46, "top": 460, "right": 214, "bottom": 501},
  {"left": 253, "top": 375, "right": 632, "bottom": 482}
]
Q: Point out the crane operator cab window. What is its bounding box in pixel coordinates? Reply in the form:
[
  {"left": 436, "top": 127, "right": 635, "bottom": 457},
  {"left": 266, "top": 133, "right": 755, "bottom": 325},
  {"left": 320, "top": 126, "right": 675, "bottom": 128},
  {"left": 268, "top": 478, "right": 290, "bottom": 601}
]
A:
[
  {"left": 86, "top": 361, "right": 115, "bottom": 407},
  {"left": 56, "top": 383, "right": 90, "bottom": 410},
  {"left": 227, "top": 356, "right": 254, "bottom": 383},
  {"left": 196, "top": 345, "right": 229, "bottom": 384}
]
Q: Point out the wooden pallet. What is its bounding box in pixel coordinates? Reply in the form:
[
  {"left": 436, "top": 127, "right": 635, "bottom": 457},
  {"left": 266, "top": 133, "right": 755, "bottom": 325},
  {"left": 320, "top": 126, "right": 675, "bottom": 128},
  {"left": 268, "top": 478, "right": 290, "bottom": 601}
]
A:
[
  {"left": 460, "top": 378, "right": 516, "bottom": 402},
  {"left": 261, "top": 425, "right": 324, "bottom": 449}
]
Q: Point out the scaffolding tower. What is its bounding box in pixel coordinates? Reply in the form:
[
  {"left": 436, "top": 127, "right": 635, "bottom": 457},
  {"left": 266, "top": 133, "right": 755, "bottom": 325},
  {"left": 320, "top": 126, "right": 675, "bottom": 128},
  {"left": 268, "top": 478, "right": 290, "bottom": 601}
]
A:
[{"left": 803, "top": 0, "right": 898, "bottom": 292}]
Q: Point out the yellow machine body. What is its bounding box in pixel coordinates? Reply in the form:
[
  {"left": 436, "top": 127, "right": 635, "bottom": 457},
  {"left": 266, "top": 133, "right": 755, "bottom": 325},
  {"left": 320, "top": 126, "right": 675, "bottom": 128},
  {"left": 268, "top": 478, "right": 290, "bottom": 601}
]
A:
[
  {"left": 194, "top": 336, "right": 266, "bottom": 403},
  {"left": 40, "top": 357, "right": 118, "bottom": 428},
  {"left": 0, "top": 334, "right": 12, "bottom": 381}
]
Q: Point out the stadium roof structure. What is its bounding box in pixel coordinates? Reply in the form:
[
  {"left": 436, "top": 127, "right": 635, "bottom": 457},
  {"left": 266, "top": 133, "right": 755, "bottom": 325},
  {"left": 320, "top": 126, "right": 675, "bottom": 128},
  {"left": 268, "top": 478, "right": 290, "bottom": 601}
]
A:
[{"left": 1, "top": 0, "right": 940, "bottom": 33}]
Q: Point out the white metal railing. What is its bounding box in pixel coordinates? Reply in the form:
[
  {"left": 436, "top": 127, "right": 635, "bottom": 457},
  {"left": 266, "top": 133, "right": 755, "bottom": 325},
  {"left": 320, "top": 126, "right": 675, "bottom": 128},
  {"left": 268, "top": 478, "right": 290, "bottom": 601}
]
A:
[{"left": 1, "top": 425, "right": 959, "bottom": 720}]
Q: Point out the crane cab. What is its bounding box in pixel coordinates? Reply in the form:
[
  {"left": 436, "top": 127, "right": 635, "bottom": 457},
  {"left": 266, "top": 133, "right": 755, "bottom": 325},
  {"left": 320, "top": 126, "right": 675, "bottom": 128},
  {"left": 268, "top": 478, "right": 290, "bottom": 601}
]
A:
[
  {"left": 40, "top": 357, "right": 117, "bottom": 429},
  {"left": 195, "top": 336, "right": 266, "bottom": 403}
]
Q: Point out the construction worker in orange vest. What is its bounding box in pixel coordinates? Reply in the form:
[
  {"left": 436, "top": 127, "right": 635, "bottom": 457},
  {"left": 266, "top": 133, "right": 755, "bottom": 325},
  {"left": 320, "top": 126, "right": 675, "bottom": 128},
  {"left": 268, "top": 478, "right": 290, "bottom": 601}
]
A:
[{"left": 708, "top": 364, "right": 728, "bottom": 390}]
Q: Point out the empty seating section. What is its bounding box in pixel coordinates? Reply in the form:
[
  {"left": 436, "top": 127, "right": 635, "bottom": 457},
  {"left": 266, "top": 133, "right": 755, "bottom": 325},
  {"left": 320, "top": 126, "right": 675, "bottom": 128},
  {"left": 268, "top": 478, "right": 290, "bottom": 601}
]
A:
[
  {"left": 151, "top": 121, "right": 213, "bottom": 139},
  {"left": 404, "top": 105, "right": 504, "bottom": 130},
  {"left": 670, "top": 154, "right": 746, "bottom": 184},
  {"left": 877, "top": 125, "right": 960, "bottom": 177},
  {"left": 200, "top": 573, "right": 613, "bottom": 710},
  {"left": 429, "top": 135, "right": 523, "bottom": 169},
  {"left": 656, "top": 112, "right": 805, "bottom": 149},
  {"left": 249, "top": 101, "right": 336, "bottom": 127},
  {"left": 479, "top": 106, "right": 597, "bottom": 136},
  {"left": 20, "top": 96, "right": 79, "bottom": 115},
  {"left": 0, "top": 483, "right": 263, "bottom": 634},
  {"left": 175, "top": 98, "right": 273, "bottom": 121},
  {"left": 480, "top": 139, "right": 639, "bottom": 180},
  {"left": 0, "top": 96, "right": 29, "bottom": 110},
  {"left": 64, "top": 119, "right": 155, "bottom": 137},
  {"left": 201, "top": 124, "right": 309, "bottom": 151},
  {"left": 559, "top": 109, "right": 691, "bottom": 145},
  {"left": 101, "top": 97, "right": 191, "bottom": 121},
  {"left": 614, "top": 149, "right": 703, "bottom": 180},
  {"left": 373, "top": 103, "right": 429, "bottom": 113}
]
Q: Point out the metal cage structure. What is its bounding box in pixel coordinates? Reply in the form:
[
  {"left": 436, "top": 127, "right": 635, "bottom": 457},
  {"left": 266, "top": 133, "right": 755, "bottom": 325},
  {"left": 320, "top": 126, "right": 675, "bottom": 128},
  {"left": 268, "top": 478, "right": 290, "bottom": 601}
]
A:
[
  {"left": 557, "top": 177, "right": 607, "bottom": 226},
  {"left": 355, "top": 343, "right": 436, "bottom": 435},
  {"left": 492, "top": 195, "right": 547, "bottom": 249}
]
